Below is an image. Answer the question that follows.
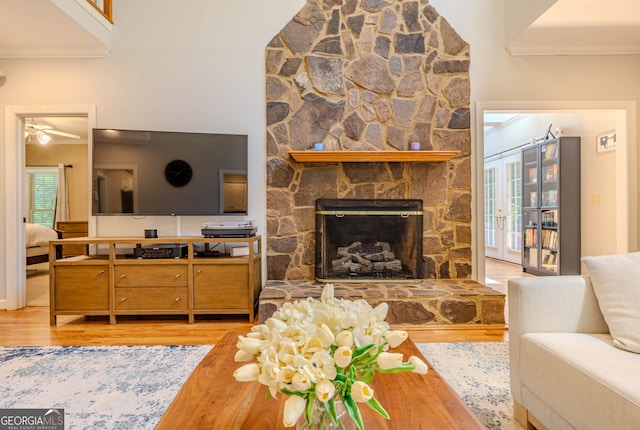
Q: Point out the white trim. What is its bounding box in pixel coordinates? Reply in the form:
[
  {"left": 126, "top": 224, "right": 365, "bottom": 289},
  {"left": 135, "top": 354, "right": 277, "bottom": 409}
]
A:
[
  {"left": 4, "top": 105, "right": 96, "bottom": 310},
  {"left": 474, "top": 100, "right": 637, "bottom": 282},
  {"left": 507, "top": 44, "right": 640, "bottom": 56},
  {"left": 0, "top": 47, "right": 110, "bottom": 59}
]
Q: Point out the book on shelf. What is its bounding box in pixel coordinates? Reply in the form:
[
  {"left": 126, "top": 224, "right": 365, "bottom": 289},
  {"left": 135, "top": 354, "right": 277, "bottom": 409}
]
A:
[
  {"left": 541, "top": 229, "right": 558, "bottom": 250},
  {"left": 542, "top": 142, "right": 557, "bottom": 159},
  {"left": 543, "top": 164, "right": 558, "bottom": 181},
  {"left": 541, "top": 250, "right": 557, "bottom": 269},
  {"left": 527, "top": 249, "right": 538, "bottom": 267},
  {"left": 528, "top": 167, "right": 537, "bottom": 183},
  {"left": 542, "top": 189, "right": 558, "bottom": 206},
  {"left": 525, "top": 228, "right": 538, "bottom": 247},
  {"left": 542, "top": 210, "right": 557, "bottom": 227}
]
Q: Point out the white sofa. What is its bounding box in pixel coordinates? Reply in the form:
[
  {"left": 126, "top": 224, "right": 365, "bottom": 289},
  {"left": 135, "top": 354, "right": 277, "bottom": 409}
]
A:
[{"left": 508, "top": 275, "right": 640, "bottom": 430}]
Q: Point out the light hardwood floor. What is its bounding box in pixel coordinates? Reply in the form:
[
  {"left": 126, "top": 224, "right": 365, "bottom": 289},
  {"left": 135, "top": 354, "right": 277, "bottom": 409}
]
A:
[{"left": 1, "top": 259, "right": 529, "bottom": 346}]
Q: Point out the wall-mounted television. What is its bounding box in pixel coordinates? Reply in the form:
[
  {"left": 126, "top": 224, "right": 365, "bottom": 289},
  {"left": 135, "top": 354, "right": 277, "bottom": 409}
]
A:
[{"left": 92, "top": 129, "right": 248, "bottom": 216}]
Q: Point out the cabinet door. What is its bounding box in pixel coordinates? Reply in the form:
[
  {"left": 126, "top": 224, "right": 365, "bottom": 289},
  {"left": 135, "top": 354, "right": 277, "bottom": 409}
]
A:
[
  {"left": 114, "top": 265, "right": 188, "bottom": 287},
  {"left": 193, "top": 265, "right": 248, "bottom": 309},
  {"left": 54, "top": 265, "right": 109, "bottom": 310},
  {"left": 540, "top": 141, "right": 559, "bottom": 208},
  {"left": 522, "top": 147, "right": 539, "bottom": 208},
  {"left": 522, "top": 209, "right": 539, "bottom": 270}
]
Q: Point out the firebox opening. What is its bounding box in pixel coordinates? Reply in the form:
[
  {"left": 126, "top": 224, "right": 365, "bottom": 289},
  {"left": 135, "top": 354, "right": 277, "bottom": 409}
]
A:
[{"left": 315, "top": 199, "right": 424, "bottom": 283}]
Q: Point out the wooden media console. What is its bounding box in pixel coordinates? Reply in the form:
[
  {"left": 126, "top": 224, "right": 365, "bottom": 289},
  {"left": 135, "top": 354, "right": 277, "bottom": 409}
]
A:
[{"left": 48, "top": 235, "right": 262, "bottom": 325}]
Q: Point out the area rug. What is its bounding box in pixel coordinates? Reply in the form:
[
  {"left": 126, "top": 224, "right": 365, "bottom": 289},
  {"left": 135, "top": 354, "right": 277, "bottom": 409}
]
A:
[
  {"left": 418, "top": 342, "right": 523, "bottom": 430},
  {"left": 0, "top": 345, "right": 212, "bottom": 429},
  {"left": 0, "top": 343, "right": 519, "bottom": 429}
]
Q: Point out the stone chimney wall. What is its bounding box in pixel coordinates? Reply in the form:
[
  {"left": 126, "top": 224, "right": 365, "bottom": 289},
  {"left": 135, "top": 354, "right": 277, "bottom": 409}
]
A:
[{"left": 265, "top": 0, "right": 471, "bottom": 281}]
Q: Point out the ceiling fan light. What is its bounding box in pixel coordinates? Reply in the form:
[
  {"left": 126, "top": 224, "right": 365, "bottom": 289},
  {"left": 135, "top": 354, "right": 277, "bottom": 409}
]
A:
[{"left": 37, "top": 132, "right": 52, "bottom": 145}]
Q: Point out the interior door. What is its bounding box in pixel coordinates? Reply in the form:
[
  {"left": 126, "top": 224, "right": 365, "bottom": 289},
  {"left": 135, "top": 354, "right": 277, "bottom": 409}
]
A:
[{"left": 484, "top": 153, "right": 522, "bottom": 264}]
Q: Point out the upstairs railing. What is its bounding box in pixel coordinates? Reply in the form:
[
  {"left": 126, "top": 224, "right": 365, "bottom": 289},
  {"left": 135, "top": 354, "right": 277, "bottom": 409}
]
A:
[{"left": 87, "top": 0, "right": 112, "bottom": 23}]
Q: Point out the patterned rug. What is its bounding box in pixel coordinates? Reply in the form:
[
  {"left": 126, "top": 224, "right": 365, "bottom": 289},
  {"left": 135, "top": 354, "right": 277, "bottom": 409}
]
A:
[
  {"left": 0, "top": 345, "right": 212, "bottom": 429},
  {"left": 0, "top": 342, "right": 518, "bottom": 429},
  {"left": 418, "top": 342, "right": 522, "bottom": 430}
]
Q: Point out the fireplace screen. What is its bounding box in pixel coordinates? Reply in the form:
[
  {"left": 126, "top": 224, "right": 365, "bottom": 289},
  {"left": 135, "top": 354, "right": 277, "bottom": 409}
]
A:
[{"left": 315, "top": 199, "right": 423, "bottom": 282}]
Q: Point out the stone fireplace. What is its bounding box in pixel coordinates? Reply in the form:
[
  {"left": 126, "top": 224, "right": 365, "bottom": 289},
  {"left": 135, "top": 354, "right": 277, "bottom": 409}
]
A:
[
  {"left": 315, "top": 198, "right": 423, "bottom": 281},
  {"left": 260, "top": 1, "right": 505, "bottom": 327},
  {"left": 266, "top": 0, "right": 472, "bottom": 282}
]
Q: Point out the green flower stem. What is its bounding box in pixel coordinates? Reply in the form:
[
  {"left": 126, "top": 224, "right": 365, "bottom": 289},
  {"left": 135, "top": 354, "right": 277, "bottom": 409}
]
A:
[{"left": 342, "top": 395, "right": 364, "bottom": 430}]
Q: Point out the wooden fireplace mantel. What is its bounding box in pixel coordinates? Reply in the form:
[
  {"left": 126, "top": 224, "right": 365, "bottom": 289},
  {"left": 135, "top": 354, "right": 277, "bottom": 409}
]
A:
[{"left": 288, "top": 150, "right": 460, "bottom": 163}]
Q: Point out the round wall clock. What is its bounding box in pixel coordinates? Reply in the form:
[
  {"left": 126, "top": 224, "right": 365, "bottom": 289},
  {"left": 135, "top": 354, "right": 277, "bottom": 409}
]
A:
[{"left": 164, "top": 159, "right": 193, "bottom": 187}]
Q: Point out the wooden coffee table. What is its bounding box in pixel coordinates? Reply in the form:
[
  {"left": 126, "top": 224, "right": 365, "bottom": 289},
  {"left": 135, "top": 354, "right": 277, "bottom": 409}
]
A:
[{"left": 156, "top": 331, "right": 484, "bottom": 429}]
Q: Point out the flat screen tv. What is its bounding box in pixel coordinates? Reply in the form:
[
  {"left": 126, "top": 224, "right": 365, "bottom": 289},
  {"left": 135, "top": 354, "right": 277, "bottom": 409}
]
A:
[{"left": 92, "top": 129, "right": 248, "bottom": 216}]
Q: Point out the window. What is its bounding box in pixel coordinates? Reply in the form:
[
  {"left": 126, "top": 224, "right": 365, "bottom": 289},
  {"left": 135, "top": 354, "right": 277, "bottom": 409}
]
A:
[
  {"left": 26, "top": 167, "right": 59, "bottom": 228},
  {"left": 484, "top": 167, "right": 497, "bottom": 247}
]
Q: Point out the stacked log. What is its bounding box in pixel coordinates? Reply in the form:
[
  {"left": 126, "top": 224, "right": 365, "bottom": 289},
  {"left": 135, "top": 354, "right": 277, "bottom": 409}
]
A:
[{"left": 332, "top": 241, "right": 402, "bottom": 274}]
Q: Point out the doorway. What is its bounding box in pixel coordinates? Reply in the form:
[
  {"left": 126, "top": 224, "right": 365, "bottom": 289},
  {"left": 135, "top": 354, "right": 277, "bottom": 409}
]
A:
[
  {"left": 474, "top": 101, "right": 637, "bottom": 285},
  {"left": 3, "top": 105, "right": 95, "bottom": 311},
  {"left": 25, "top": 116, "right": 90, "bottom": 306}
]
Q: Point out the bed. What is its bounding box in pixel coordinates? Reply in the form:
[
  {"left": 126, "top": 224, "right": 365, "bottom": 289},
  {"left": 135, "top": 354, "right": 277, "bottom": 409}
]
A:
[{"left": 26, "top": 223, "right": 62, "bottom": 265}]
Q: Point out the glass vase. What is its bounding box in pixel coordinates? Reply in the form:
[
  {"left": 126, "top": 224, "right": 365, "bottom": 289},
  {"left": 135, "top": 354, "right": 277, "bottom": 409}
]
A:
[{"left": 296, "top": 398, "right": 356, "bottom": 430}]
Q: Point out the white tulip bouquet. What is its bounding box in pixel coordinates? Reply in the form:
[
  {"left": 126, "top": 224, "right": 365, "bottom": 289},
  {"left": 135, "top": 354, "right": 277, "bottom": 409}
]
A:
[{"left": 233, "top": 284, "right": 428, "bottom": 429}]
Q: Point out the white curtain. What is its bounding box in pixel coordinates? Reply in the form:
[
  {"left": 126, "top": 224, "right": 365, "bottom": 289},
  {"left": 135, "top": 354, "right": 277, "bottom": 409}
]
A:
[{"left": 55, "top": 163, "right": 70, "bottom": 224}]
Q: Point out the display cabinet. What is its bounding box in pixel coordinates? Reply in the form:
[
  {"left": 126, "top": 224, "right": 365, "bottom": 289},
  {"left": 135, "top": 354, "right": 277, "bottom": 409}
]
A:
[{"left": 521, "top": 137, "right": 581, "bottom": 275}]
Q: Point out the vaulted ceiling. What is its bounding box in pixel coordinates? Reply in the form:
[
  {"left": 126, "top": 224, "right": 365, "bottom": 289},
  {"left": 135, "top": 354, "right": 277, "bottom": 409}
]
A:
[
  {"left": 0, "top": 0, "right": 638, "bottom": 58},
  {"left": 507, "top": 0, "right": 640, "bottom": 55},
  {"left": 0, "top": 0, "right": 111, "bottom": 58}
]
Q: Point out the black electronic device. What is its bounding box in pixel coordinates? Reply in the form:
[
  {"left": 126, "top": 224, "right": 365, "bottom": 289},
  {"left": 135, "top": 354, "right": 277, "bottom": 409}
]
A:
[{"left": 134, "top": 244, "right": 187, "bottom": 259}]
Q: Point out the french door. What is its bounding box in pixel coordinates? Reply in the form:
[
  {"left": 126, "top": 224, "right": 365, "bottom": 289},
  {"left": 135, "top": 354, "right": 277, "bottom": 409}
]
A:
[{"left": 484, "top": 153, "right": 522, "bottom": 264}]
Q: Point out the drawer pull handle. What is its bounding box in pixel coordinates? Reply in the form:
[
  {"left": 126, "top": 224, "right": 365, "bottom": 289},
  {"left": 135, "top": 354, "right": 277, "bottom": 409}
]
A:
[
  {"left": 99, "top": 270, "right": 105, "bottom": 274},
  {"left": 175, "top": 274, "right": 181, "bottom": 279},
  {"left": 175, "top": 297, "right": 181, "bottom": 302},
  {"left": 197, "top": 269, "right": 203, "bottom": 274},
  {"left": 120, "top": 297, "right": 127, "bottom": 302},
  {"left": 120, "top": 274, "right": 127, "bottom": 278}
]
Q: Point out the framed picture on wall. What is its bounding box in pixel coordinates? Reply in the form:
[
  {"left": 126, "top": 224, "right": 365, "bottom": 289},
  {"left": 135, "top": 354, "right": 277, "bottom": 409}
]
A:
[{"left": 596, "top": 130, "right": 616, "bottom": 153}]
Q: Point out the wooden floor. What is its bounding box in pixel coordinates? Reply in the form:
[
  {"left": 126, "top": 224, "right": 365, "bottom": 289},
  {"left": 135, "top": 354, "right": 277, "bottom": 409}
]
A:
[{"left": 0, "top": 259, "right": 527, "bottom": 346}]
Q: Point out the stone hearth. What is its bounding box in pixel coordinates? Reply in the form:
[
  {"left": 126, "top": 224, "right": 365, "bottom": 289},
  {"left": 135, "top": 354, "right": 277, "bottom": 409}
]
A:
[{"left": 258, "top": 280, "right": 505, "bottom": 326}]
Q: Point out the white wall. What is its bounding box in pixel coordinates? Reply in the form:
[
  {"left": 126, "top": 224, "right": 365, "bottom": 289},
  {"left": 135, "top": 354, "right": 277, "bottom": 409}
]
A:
[
  {"left": 1, "top": 0, "right": 639, "bottom": 303},
  {"left": 0, "top": 0, "right": 305, "bottom": 303}
]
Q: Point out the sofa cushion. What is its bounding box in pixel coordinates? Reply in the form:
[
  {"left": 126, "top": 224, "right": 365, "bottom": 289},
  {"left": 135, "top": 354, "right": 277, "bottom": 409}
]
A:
[
  {"left": 520, "top": 333, "right": 640, "bottom": 430},
  {"left": 582, "top": 252, "right": 640, "bottom": 353}
]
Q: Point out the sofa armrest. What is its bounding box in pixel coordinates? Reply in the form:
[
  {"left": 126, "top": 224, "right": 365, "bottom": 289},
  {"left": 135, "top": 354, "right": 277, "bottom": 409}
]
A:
[
  {"left": 508, "top": 275, "right": 609, "bottom": 403},
  {"left": 508, "top": 276, "right": 608, "bottom": 336}
]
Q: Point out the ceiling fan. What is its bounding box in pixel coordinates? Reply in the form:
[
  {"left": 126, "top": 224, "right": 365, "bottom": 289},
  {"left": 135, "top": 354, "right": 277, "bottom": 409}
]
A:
[{"left": 24, "top": 122, "right": 81, "bottom": 145}]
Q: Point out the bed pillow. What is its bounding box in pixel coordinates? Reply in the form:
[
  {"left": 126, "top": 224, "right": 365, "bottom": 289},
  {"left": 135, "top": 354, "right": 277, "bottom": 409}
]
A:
[
  {"left": 25, "top": 223, "right": 58, "bottom": 247},
  {"left": 582, "top": 252, "right": 640, "bottom": 353}
]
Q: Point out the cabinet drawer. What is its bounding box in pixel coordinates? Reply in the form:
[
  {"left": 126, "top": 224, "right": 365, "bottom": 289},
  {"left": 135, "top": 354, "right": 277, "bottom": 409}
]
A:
[
  {"left": 193, "top": 265, "right": 248, "bottom": 309},
  {"left": 115, "top": 265, "right": 188, "bottom": 287},
  {"left": 54, "top": 265, "right": 109, "bottom": 311},
  {"left": 115, "top": 287, "right": 188, "bottom": 310}
]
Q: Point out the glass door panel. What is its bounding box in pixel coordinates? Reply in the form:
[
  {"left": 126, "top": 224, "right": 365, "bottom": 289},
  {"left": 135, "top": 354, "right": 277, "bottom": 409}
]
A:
[
  {"left": 522, "top": 209, "right": 539, "bottom": 269},
  {"left": 506, "top": 160, "right": 522, "bottom": 252},
  {"left": 540, "top": 209, "right": 559, "bottom": 273},
  {"left": 484, "top": 167, "right": 497, "bottom": 248}
]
